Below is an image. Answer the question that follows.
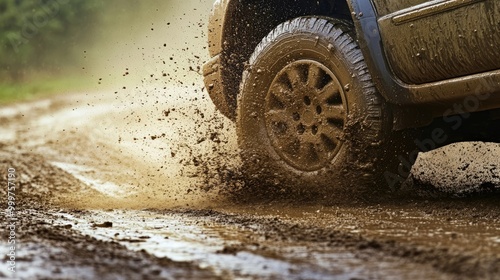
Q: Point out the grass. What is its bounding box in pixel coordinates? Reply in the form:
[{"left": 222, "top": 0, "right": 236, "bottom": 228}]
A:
[{"left": 0, "top": 75, "right": 94, "bottom": 105}]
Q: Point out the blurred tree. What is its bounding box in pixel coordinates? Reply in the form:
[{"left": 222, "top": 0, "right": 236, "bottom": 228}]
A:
[{"left": 0, "top": 0, "right": 105, "bottom": 81}]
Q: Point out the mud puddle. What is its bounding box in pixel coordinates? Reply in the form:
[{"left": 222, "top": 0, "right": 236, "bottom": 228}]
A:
[
  {"left": 50, "top": 209, "right": 453, "bottom": 280},
  {"left": 55, "top": 210, "right": 316, "bottom": 279},
  {"left": 0, "top": 241, "right": 97, "bottom": 280}
]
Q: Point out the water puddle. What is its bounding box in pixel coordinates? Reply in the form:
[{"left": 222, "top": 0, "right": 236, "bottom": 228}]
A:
[
  {"left": 53, "top": 210, "right": 332, "bottom": 279},
  {"left": 52, "top": 210, "right": 452, "bottom": 279}
]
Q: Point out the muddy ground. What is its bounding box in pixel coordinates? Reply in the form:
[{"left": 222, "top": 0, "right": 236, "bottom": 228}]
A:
[{"left": 0, "top": 85, "right": 499, "bottom": 280}]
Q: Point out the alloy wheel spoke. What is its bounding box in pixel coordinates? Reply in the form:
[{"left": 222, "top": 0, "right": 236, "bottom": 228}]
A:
[
  {"left": 312, "top": 140, "right": 329, "bottom": 162},
  {"left": 266, "top": 109, "right": 294, "bottom": 127},
  {"left": 270, "top": 82, "right": 294, "bottom": 107},
  {"left": 307, "top": 64, "right": 323, "bottom": 88},
  {"left": 320, "top": 124, "right": 343, "bottom": 143},
  {"left": 323, "top": 104, "right": 345, "bottom": 121},
  {"left": 298, "top": 141, "right": 316, "bottom": 162},
  {"left": 287, "top": 67, "right": 304, "bottom": 90},
  {"left": 319, "top": 81, "right": 341, "bottom": 104}
]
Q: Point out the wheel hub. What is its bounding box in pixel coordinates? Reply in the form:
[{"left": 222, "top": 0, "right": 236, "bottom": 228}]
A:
[{"left": 264, "top": 60, "right": 347, "bottom": 172}]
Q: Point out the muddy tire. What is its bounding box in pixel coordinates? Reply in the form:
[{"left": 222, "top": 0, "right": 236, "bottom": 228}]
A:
[{"left": 237, "top": 17, "right": 399, "bottom": 198}]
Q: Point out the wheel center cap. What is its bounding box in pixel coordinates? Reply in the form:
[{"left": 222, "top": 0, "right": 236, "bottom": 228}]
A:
[{"left": 302, "top": 109, "right": 315, "bottom": 125}]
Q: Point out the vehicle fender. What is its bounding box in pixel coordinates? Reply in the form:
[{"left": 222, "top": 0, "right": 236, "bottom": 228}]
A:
[{"left": 347, "top": 1, "right": 406, "bottom": 103}]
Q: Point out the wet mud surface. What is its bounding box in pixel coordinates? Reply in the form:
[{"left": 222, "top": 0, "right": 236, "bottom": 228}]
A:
[
  {"left": 407, "top": 142, "right": 500, "bottom": 196},
  {"left": 0, "top": 88, "right": 499, "bottom": 279}
]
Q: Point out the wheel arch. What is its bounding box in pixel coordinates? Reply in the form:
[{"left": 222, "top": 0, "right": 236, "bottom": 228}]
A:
[{"left": 218, "top": 0, "right": 355, "bottom": 120}]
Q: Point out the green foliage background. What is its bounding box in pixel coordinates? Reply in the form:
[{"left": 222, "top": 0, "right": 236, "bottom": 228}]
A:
[
  {"left": 0, "top": 0, "right": 142, "bottom": 82},
  {"left": 1, "top": 0, "right": 94, "bottom": 80},
  {"left": 0, "top": 0, "right": 152, "bottom": 103},
  {"left": 0, "top": 0, "right": 203, "bottom": 104}
]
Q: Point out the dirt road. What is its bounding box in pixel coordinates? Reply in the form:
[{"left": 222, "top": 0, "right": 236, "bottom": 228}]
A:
[{"left": 1, "top": 84, "right": 499, "bottom": 279}]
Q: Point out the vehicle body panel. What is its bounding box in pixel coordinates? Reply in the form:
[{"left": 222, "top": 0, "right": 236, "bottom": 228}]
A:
[
  {"left": 203, "top": 0, "right": 233, "bottom": 119},
  {"left": 207, "top": 0, "right": 228, "bottom": 57},
  {"left": 377, "top": 0, "right": 500, "bottom": 85},
  {"left": 203, "top": 0, "right": 500, "bottom": 129},
  {"left": 373, "top": 0, "right": 429, "bottom": 16}
]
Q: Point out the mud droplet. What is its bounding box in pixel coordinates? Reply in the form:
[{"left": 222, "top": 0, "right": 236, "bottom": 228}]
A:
[{"left": 93, "top": 222, "right": 113, "bottom": 228}]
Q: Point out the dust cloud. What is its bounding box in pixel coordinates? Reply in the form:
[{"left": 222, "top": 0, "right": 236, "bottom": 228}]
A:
[
  {"left": 82, "top": 0, "right": 214, "bottom": 87},
  {"left": 41, "top": 0, "right": 244, "bottom": 210}
]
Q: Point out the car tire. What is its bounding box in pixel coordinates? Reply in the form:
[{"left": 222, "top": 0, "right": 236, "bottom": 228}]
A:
[{"left": 237, "top": 17, "right": 404, "bottom": 199}]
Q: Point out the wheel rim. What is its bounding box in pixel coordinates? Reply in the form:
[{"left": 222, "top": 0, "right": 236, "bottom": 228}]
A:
[{"left": 264, "top": 60, "right": 347, "bottom": 172}]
